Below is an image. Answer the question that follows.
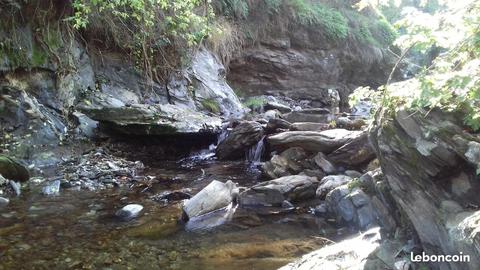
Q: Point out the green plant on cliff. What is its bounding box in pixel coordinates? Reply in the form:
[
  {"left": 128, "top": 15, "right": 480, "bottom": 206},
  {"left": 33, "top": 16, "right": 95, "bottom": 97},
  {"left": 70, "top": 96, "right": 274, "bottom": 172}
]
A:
[
  {"left": 71, "top": 0, "right": 213, "bottom": 79},
  {"left": 287, "top": 0, "right": 348, "bottom": 40}
]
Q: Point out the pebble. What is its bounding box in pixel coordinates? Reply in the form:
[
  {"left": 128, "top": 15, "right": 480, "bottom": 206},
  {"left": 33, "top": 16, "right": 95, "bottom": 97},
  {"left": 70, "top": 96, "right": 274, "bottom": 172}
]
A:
[
  {"left": 0, "top": 196, "right": 9, "bottom": 207},
  {"left": 115, "top": 204, "right": 144, "bottom": 220},
  {"left": 42, "top": 180, "right": 61, "bottom": 196}
]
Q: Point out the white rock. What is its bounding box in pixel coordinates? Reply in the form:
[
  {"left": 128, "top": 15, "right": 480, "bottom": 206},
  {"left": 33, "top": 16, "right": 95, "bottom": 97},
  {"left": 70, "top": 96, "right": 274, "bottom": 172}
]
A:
[
  {"left": 183, "top": 180, "right": 238, "bottom": 219},
  {"left": 116, "top": 204, "right": 144, "bottom": 220}
]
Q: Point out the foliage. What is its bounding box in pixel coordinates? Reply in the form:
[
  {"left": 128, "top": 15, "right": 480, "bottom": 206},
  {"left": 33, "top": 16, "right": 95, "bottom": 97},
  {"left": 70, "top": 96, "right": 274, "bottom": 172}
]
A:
[
  {"left": 71, "top": 0, "right": 213, "bottom": 79},
  {"left": 379, "top": 1, "right": 480, "bottom": 131},
  {"left": 287, "top": 0, "right": 348, "bottom": 40},
  {"left": 213, "top": 0, "right": 249, "bottom": 19}
]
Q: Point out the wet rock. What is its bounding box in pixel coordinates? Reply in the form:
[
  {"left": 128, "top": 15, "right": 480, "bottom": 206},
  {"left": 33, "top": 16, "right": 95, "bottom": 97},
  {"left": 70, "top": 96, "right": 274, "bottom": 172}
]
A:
[
  {"left": 183, "top": 180, "right": 238, "bottom": 219},
  {"left": 335, "top": 117, "right": 365, "bottom": 130},
  {"left": 9, "top": 181, "right": 21, "bottom": 196},
  {"left": 262, "top": 147, "right": 309, "bottom": 179},
  {"left": 327, "top": 131, "right": 375, "bottom": 166},
  {"left": 268, "top": 129, "right": 362, "bottom": 153},
  {"left": 283, "top": 108, "right": 332, "bottom": 123},
  {"left": 0, "top": 197, "right": 9, "bottom": 208},
  {"left": 313, "top": 152, "right": 336, "bottom": 174},
  {"left": 263, "top": 109, "right": 281, "bottom": 120},
  {"left": 216, "top": 121, "right": 264, "bottom": 160},
  {"left": 316, "top": 175, "right": 352, "bottom": 198},
  {"left": 116, "top": 204, "right": 144, "bottom": 220},
  {"left": 151, "top": 189, "right": 192, "bottom": 203},
  {"left": 239, "top": 175, "right": 318, "bottom": 206},
  {"left": 0, "top": 155, "right": 29, "bottom": 182},
  {"left": 72, "top": 111, "right": 98, "bottom": 138},
  {"left": 313, "top": 203, "right": 327, "bottom": 216},
  {"left": 282, "top": 200, "right": 295, "bottom": 209},
  {"left": 290, "top": 122, "right": 330, "bottom": 131},
  {"left": 266, "top": 118, "right": 292, "bottom": 133},
  {"left": 41, "top": 180, "right": 61, "bottom": 196},
  {"left": 280, "top": 227, "right": 383, "bottom": 270},
  {"left": 344, "top": 170, "right": 362, "bottom": 178},
  {"left": 264, "top": 101, "right": 292, "bottom": 113}
]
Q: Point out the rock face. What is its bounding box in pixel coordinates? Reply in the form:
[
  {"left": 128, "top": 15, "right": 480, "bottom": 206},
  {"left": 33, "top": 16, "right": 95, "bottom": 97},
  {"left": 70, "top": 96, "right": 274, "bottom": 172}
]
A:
[
  {"left": 280, "top": 227, "right": 383, "bottom": 270},
  {"left": 267, "top": 129, "right": 361, "bottom": 153},
  {"left": 228, "top": 26, "right": 395, "bottom": 108},
  {"left": 239, "top": 175, "right": 318, "bottom": 206},
  {"left": 216, "top": 121, "right": 264, "bottom": 160},
  {"left": 370, "top": 107, "right": 480, "bottom": 269},
  {"left": 0, "top": 156, "right": 29, "bottom": 182},
  {"left": 183, "top": 180, "right": 238, "bottom": 219}
]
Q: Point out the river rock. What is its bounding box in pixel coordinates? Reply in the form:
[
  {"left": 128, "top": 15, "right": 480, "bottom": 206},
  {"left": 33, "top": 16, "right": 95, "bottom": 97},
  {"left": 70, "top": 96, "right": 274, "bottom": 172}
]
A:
[
  {"left": 266, "top": 118, "right": 292, "bottom": 133},
  {"left": 335, "top": 117, "right": 366, "bottom": 130},
  {"left": 264, "top": 101, "right": 292, "bottom": 113},
  {"left": 216, "top": 121, "right": 264, "bottom": 160},
  {"left": 41, "top": 180, "right": 61, "bottom": 196},
  {"left": 239, "top": 175, "right": 318, "bottom": 206},
  {"left": 316, "top": 175, "right": 352, "bottom": 198},
  {"left": 262, "top": 147, "right": 310, "bottom": 179},
  {"left": 183, "top": 180, "right": 238, "bottom": 219},
  {"left": 327, "top": 131, "right": 375, "bottom": 166},
  {"left": 0, "top": 155, "right": 29, "bottom": 182},
  {"left": 313, "top": 152, "right": 336, "bottom": 174},
  {"left": 116, "top": 204, "right": 144, "bottom": 220},
  {"left": 279, "top": 227, "right": 383, "bottom": 270},
  {"left": 290, "top": 122, "right": 330, "bottom": 131},
  {"left": 0, "top": 197, "right": 9, "bottom": 208},
  {"left": 283, "top": 108, "right": 332, "bottom": 123},
  {"left": 268, "top": 129, "right": 362, "bottom": 153}
]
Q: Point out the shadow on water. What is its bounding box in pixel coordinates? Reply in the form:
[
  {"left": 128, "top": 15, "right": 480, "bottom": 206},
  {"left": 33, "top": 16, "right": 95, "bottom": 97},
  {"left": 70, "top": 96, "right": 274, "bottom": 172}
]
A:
[{"left": 0, "top": 139, "right": 337, "bottom": 270}]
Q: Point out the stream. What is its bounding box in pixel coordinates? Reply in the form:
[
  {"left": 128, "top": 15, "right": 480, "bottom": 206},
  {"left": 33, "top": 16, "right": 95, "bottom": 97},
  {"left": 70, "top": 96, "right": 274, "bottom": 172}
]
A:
[{"left": 0, "top": 149, "right": 341, "bottom": 270}]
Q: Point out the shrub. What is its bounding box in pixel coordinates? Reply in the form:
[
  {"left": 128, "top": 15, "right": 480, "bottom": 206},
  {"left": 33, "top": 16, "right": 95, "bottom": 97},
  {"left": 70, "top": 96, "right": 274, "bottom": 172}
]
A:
[{"left": 243, "top": 97, "right": 266, "bottom": 110}]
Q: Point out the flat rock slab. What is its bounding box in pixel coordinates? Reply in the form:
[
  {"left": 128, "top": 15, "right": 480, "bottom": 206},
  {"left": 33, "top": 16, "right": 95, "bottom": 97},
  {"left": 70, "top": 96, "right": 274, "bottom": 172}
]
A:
[
  {"left": 239, "top": 175, "right": 318, "bottom": 206},
  {"left": 268, "top": 129, "right": 362, "bottom": 153}
]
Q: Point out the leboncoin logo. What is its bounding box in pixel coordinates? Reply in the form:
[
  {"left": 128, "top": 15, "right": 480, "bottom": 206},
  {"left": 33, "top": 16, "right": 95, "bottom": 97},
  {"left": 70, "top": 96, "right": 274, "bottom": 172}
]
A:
[{"left": 411, "top": 252, "right": 470, "bottom": 263}]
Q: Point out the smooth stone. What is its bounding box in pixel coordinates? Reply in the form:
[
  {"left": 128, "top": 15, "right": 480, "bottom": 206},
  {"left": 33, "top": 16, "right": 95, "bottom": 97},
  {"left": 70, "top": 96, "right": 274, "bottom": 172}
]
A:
[
  {"left": 0, "top": 197, "right": 9, "bottom": 208},
  {"left": 41, "top": 180, "right": 61, "bottom": 196},
  {"left": 116, "top": 204, "right": 144, "bottom": 220},
  {"left": 9, "top": 181, "right": 21, "bottom": 196}
]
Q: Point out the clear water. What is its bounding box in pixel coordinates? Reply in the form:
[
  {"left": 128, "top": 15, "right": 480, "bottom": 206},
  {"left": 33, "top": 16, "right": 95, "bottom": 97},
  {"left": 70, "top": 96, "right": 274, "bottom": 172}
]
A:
[{"left": 0, "top": 157, "right": 337, "bottom": 270}]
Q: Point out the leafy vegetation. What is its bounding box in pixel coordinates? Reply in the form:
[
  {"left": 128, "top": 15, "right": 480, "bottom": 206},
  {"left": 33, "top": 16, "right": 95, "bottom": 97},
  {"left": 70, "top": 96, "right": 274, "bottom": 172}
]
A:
[
  {"left": 286, "top": 0, "right": 348, "bottom": 40},
  {"left": 353, "top": 0, "right": 480, "bottom": 131}
]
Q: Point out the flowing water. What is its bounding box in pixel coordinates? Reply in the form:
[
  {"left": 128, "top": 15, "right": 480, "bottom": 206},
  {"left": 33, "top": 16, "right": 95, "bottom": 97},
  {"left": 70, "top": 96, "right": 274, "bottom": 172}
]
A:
[{"left": 0, "top": 152, "right": 339, "bottom": 270}]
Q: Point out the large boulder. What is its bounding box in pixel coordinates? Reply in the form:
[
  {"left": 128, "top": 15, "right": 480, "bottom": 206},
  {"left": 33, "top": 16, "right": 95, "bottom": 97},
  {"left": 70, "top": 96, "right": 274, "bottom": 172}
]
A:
[
  {"left": 370, "top": 107, "right": 480, "bottom": 269},
  {"left": 267, "top": 129, "right": 362, "bottom": 153},
  {"left": 239, "top": 175, "right": 318, "bottom": 206},
  {"left": 216, "top": 121, "right": 264, "bottom": 160},
  {"left": 183, "top": 180, "right": 238, "bottom": 219},
  {"left": 0, "top": 155, "right": 29, "bottom": 182},
  {"left": 79, "top": 102, "right": 222, "bottom": 135}
]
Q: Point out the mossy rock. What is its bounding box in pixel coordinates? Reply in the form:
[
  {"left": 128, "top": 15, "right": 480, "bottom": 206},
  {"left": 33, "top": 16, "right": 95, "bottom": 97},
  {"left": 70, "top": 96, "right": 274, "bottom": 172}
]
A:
[{"left": 0, "top": 155, "right": 30, "bottom": 182}]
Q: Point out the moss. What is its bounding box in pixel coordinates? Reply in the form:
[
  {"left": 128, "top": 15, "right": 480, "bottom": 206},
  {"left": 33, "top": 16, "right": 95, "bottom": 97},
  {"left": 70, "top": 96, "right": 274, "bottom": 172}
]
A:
[
  {"left": 31, "top": 43, "right": 48, "bottom": 66},
  {"left": 243, "top": 97, "right": 266, "bottom": 110},
  {"left": 200, "top": 98, "right": 221, "bottom": 114}
]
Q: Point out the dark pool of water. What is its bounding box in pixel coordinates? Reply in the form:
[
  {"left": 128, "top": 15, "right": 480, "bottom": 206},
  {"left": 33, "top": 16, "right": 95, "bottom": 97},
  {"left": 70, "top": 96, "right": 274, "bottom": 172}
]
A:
[{"left": 0, "top": 156, "right": 339, "bottom": 270}]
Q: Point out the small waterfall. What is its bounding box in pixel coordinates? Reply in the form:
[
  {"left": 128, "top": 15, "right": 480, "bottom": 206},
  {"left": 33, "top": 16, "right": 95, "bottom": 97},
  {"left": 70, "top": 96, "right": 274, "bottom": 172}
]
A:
[
  {"left": 217, "top": 126, "right": 230, "bottom": 145},
  {"left": 246, "top": 136, "right": 265, "bottom": 165}
]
